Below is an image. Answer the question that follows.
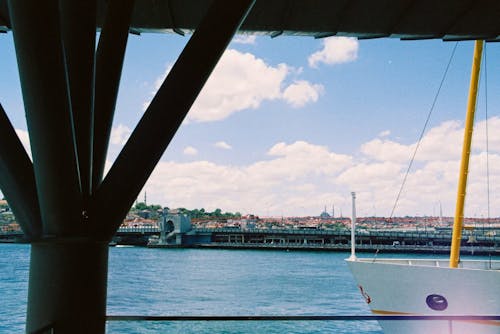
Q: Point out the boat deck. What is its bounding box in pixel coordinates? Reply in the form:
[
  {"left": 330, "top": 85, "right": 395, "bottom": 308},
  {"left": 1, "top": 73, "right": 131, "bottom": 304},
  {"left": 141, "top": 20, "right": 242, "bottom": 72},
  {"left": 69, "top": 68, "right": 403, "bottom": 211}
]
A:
[{"left": 353, "top": 258, "right": 500, "bottom": 270}]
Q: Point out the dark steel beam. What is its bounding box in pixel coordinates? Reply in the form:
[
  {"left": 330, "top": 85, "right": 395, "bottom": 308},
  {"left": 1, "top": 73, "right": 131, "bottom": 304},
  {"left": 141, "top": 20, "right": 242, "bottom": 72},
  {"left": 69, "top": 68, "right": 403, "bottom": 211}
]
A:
[
  {"left": 27, "top": 240, "right": 109, "bottom": 333},
  {"left": 0, "top": 11, "right": 10, "bottom": 30},
  {"left": 59, "top": 0, "right": 97, "bottom": 200},
  {"left": 384, "top": 0, "right": 418, "bottom": 36},
  {"left": 0, "top": 104, "right": 41, "bottom": 239},
  {"left": 92, "top": 0, "right": 256, "bottom": 239},
  {"left": 92, "top": 0, "right": 135, "bottom": 189},
  {"left": 8, "top": 0, "right": 82, "bottom": 236},
  {"left": 440, "top": 0, "right": 476, "bottom": 36}
]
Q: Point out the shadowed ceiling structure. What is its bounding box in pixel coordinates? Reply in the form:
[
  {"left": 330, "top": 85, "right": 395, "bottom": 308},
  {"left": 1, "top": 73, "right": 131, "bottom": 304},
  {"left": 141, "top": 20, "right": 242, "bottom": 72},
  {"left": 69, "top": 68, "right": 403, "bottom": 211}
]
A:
[
  {"left": 0, "top": 0, "right": 500, "bottom": 40},
  {"left": 0, "top": 1, "right": 499, "bottom": 333}
]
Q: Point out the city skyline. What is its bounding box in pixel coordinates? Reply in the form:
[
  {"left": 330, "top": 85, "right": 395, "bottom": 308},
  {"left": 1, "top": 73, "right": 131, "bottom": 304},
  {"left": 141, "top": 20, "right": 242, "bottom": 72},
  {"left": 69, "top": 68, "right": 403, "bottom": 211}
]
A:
[{"left": 1, "top": 34, "right": 499, "bottom": 217}]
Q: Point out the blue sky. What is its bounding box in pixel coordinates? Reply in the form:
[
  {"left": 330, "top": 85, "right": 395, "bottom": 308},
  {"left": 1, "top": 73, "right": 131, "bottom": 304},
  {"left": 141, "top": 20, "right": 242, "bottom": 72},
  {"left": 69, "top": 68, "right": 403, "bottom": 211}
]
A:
[{"left": 1, "top": 33, "right": 499, "bottom": 218}]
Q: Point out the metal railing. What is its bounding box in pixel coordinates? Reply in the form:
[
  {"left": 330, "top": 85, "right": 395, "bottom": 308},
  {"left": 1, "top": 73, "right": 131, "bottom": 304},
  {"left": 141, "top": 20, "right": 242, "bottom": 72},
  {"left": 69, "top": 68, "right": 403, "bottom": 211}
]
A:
[
  {"left": 106, "top": 314, "right": 500, "bottom": 321},
  {"left": 31, "top": 315, "right": 500, "bottom": 333}
]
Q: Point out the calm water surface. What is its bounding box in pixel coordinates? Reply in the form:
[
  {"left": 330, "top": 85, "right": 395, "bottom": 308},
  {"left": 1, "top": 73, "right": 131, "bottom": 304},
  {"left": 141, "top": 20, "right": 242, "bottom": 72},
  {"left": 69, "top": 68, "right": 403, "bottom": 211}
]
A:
[
  {"left": 106, "top": 247, "right": 381, "bottom": 333},
  {"left": 3, "top": 243, "right": 476, "bottom": 333}
]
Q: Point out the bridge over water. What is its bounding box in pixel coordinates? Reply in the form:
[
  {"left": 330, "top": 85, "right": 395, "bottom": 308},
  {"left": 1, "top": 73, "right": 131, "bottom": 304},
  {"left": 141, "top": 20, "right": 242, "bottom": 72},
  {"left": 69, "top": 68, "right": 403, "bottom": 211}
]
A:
[{"left": 4, "top": 227, "right": 498, "bottom": 255}]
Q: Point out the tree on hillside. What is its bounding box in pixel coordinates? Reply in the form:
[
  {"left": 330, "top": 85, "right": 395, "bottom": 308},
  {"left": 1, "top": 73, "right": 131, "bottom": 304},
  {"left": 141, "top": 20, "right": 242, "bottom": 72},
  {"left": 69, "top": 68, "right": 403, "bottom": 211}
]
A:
[
  {"left": 134, "top": 202, "right": 148, "bottom": 211},
  {"left": 213, "top": 208, "right": 222, "bottom": 217}
]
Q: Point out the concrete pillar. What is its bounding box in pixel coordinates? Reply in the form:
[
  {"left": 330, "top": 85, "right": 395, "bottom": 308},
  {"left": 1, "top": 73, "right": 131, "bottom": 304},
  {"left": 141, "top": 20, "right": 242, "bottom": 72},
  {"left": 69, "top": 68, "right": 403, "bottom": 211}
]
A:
[{"left": 27, "top": 241, "right": 108, "bottom": 333}]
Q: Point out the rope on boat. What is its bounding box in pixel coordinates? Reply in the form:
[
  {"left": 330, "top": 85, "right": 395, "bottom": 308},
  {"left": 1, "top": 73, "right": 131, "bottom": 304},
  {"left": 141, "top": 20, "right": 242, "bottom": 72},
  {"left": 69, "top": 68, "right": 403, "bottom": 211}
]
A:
[
  {"left": 484, "top": 44, "right": 491, "bottom": 223},
  {"left": 389, "top": 42, "right": 459, "bottom": 219}
]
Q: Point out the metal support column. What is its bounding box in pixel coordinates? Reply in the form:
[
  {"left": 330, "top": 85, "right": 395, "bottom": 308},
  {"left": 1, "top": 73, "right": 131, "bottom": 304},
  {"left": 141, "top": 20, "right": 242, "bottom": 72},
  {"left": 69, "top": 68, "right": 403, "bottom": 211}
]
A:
[
  {"left": 92, "top": 0, "right": 135, "bottom": 189},
  {"left": 27, "top": 241, "right": 109, "bottom": 333},
  {"left": 8, "top": 0, "right": 82, "bottom": 236},
  {"left": 8, "top": 1, "right": 105, "bottom": 332},
  {"left": 6, "top": 0, "right": 255, "bottom": 332},
  {"left": 92, "top": 0, "right": 256, "bottom": 239},
  {"left": 0, "top": 104, "right": 41, "bottom": 239},
  {"left": 59, "top": 0, "right": 97, "bottom": 199}
]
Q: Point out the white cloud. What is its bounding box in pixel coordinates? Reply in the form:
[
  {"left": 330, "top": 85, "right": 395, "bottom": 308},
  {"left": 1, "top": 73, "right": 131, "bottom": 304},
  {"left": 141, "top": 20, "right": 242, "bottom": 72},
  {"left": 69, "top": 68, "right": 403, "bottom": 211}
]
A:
[
  {"left": 10, "top": 117, "right": 500, "bottom": 217},
  {"left": 142, "top": 63, "right": 174, "bottom": 112},
  {"left": 282, "top": 81, "right": 324, "bottom": 108},
  {"left": 379, "top": 130, "right": 391, "bottom": 137},
  {"left": 144, "top": 49, "right": 323, "bottom": 123},
  {"left": 144, "top": 141, "right": 353, "bottom": 215},
  {"left": 188, "top": 49, "right": 289, "bottom": 122},
  {"left": 183, "top": 146, "right": 198, "bottom": 156},
  {"left": 251, "top": 141, "right": 353, "bottom": 183},
  {"left": 349, "top": 118, "right": 500, "bottom": 217},
  {"left": 361, "top": 138, "right": 413, "bottom": 164},
  {"left": 308, "top": 37, "right": 359, "bottom": 68},
  {"left": 471, "top": 117, "right": 500, "bottom": 154},
  {"left": 361, "top": 121, "right": 463, "bottom": 163},
  {"left": 154, "top": 63, "right": 173, "bottom": 90},
  {"left": 215, "top": 141, "right": 232, "bottom": 150},
  {"left": 232, "top": 35, "right": 257, "bottom": 45},
  {"left": 336, "top": 161, "right": 404, "bottom": 189},
  {"left": 110, "top": 124, "right": 132, "bottom": 146},
  {"left": 417, "top": 120, "right": 463, "bottom": 161},
  {"left": 15, "top": 129, "right": 31, "bottom": 158},
  {"left": 139, "top": 117, "right": 500, "bottom": 217}
]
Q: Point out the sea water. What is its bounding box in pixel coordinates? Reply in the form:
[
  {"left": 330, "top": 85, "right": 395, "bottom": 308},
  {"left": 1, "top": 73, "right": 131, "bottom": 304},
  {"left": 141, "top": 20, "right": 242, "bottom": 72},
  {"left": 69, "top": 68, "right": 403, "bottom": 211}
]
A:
[
  {"left": 106, "top": 247, "right": 382, "bottom": 333},
  {"left": 2, "top": 243, "right": 472, "bottom": 333}
]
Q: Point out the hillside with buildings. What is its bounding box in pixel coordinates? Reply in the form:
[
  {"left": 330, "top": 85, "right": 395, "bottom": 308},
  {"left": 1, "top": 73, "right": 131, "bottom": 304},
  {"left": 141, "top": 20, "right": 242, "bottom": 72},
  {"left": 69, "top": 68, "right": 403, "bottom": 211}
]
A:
[{"left": 1, "top": 198, "right": 500, "bottom": 234}]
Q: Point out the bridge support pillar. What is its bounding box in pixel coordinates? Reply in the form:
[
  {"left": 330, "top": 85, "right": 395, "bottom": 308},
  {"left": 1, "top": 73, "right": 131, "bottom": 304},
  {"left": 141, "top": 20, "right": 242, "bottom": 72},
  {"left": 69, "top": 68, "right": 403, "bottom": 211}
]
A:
[
  {"left": 27, "top": 241, "right": 108, "bottom": 334},
  {"left": 4, "top": 0, "right": 255, "bottom": 332}
]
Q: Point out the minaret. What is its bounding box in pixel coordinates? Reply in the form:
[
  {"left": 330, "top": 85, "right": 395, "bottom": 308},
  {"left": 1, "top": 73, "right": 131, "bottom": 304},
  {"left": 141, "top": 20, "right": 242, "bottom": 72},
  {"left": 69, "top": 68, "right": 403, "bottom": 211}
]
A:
[
  {"left": 439, "top": 201, "right": 443, "bottom": 225},
  {"left": 144, "top": 191, "right": 147, "bottom": 205},
  {"left": 332, "top": 204, "right": 335, "bottom": 218}
]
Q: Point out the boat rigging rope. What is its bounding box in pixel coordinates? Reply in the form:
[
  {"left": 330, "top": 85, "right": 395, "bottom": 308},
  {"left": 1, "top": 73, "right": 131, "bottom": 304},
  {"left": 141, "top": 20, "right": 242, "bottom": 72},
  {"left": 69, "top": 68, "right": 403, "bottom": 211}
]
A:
[
  {"left": 389, "top": 42, "right": 459, "bottom": 219},
  {"left": 484, "top": 44, "right": 490, "bottom": 222}
]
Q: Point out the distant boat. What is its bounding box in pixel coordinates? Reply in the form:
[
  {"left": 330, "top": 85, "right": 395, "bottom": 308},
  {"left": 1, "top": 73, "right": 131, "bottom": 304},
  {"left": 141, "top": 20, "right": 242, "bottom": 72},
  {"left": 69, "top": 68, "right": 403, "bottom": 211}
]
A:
[{"left": 347, "top": 41, "right": 500, "bottom": 333}]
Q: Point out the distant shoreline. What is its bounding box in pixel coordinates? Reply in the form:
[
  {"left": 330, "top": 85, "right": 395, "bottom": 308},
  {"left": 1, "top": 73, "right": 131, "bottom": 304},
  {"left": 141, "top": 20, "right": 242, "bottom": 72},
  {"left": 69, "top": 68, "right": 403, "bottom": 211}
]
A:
[
  {"left": 1, "top": 240, "right": 499, "bottom": 256},
  {"left": 148, "top": 242, "right": 500, "bottom": 256}
]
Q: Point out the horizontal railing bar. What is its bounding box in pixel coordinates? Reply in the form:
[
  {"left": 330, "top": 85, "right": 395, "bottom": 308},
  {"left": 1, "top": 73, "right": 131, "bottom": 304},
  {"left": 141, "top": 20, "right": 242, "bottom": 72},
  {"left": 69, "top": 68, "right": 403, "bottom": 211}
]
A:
[{"left": 107, "top": 315, "right": 500, "bottom": 321}]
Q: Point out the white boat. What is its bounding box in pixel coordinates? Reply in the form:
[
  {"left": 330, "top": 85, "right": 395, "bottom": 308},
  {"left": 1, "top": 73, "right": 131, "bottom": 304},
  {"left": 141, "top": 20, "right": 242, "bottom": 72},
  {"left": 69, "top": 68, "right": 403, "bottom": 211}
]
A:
[
  {"left": 347, "top": 258, "right": 500, "bottom": 333},
  {"left": 347, "top": 41, "right": 500, "bottom": 333}
]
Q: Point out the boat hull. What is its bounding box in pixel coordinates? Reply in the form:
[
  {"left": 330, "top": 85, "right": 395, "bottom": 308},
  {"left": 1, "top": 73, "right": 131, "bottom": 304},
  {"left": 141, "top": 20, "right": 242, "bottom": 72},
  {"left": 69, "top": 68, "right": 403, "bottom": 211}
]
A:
[{"left": 347, "top": 258, "right": 500, "bottom": 334}]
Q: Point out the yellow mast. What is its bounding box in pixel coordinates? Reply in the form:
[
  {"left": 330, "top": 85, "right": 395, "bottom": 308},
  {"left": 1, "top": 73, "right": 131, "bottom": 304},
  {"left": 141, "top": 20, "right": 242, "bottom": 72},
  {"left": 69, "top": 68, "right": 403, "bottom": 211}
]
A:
[{"left": 449, "top": 40, "right": 484, "bottom": 268}]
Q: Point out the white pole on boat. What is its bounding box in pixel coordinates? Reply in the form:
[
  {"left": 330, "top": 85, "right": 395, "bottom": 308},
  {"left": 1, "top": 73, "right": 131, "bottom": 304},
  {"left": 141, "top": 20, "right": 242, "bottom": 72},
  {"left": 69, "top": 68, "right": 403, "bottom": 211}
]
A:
[{"left": 349, "top": 192, "right": 357, "bottom": 260}]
